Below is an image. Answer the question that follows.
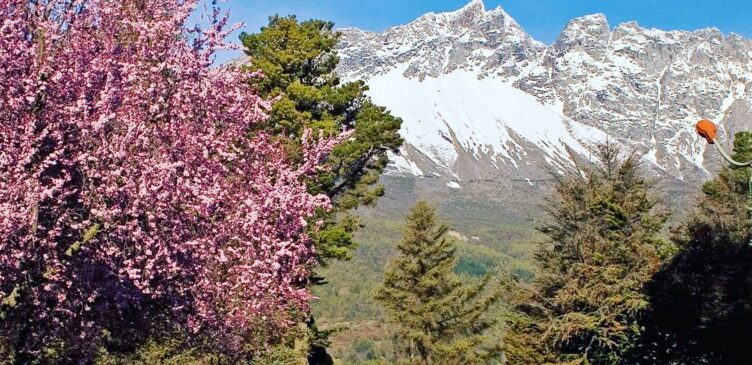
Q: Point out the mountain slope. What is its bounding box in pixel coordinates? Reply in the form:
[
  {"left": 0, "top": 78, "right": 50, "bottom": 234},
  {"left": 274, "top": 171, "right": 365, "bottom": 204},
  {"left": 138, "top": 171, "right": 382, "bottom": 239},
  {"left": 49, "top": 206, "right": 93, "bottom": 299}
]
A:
[{"left": 366, "top": 67, "right": 607, "bottom": 183}]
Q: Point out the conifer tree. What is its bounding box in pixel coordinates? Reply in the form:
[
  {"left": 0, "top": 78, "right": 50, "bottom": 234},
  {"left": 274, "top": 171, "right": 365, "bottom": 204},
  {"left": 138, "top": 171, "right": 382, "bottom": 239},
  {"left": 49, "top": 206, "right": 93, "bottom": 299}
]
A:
[
  {"left": 239, "top": 15, "right": 402, "bottom": 363},
  {"left": 240, "top": 16, "right": 403, "bottom": 264},
  {"left": 376, "top": 201, "right": 502, "bottom": 364},
  {"left": 638, "top": 132, "right": 752, "bottom": 365},
  {"left": 505, "top": 144, "right": 669, "bottom": 365}
]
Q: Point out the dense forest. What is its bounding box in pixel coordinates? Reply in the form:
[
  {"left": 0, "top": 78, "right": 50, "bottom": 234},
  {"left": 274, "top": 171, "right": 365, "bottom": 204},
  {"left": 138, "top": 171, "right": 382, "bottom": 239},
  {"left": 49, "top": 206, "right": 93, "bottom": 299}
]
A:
[{"left": 1, "top": 1, "right": 751, "bottom": 364}]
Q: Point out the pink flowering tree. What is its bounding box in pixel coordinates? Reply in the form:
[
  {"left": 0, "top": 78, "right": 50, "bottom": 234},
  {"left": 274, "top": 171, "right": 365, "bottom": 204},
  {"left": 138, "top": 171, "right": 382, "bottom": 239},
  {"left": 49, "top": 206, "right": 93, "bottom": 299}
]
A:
[{"left": 0, "top": 0, "right": 340, "bottom": 360}]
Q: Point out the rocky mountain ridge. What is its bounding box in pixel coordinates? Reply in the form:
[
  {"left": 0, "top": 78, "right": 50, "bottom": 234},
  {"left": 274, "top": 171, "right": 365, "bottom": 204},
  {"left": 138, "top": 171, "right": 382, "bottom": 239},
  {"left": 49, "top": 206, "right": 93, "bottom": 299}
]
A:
[{"left": 336, "top": 0, "right": 752, "bottom": 190}]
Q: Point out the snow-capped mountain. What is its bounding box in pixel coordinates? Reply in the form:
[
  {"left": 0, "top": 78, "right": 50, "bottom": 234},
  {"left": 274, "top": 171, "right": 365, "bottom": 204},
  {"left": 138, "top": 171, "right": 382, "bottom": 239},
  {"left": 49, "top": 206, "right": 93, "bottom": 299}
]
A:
[{"left": 336, "top": 0, "right": 752, "bottom": 190}]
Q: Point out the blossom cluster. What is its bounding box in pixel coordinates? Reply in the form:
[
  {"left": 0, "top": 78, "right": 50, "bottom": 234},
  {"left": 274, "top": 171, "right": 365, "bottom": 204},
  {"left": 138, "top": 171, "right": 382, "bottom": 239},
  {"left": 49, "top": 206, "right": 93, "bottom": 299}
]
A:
[{"left": 0, "top": 0, "right": 338, "bottom": 355}]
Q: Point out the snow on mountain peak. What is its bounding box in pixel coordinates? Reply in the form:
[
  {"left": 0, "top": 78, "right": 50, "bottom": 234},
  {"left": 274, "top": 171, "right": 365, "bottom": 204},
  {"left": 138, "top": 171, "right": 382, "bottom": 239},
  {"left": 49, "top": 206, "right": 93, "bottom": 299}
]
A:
[
  {"left": 337, "top": 0, "right": 752, "bottom": 186},
  {"left": 559, "top": 13, "right": 609, "bottom": 38},
  {"left": 454, "top": 0, "right": 485, "bottom": 14},
  {"left": 367, "top": 67, "right": 606, "bottom": 177},
  {"left": 337, "top": 0, "right": 543, "bottom": 82}
]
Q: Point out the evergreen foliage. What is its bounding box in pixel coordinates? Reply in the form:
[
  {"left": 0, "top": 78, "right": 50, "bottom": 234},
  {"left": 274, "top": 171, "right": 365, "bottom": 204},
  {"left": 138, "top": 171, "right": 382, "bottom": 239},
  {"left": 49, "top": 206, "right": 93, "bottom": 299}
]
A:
[
  {"left": 505, "top": 143, "right": 669, "bottom": 365},
  {"left": 375, "top": 201, "right": 502, "bottom": 364},
  {"left": 240, "top": 16, "right": 403, "bottom": 263},
  {"left": 637, "top": 132, "right": 752, "bottom": 365},
  {"left": 238, "top": 15, "right": 402, "bottom": 363}
]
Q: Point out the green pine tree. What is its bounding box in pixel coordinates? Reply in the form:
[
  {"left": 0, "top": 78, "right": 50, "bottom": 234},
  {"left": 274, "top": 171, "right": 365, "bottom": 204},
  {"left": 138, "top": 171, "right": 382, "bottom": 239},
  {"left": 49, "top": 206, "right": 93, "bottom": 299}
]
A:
[
  {"left": 505, "top": 143, "right": 669, "bottom": 365},
  {"left": 239, "top": 15, "right": 403, "bottom": 364},
  {"left": 240, "top": 16, "right": 403, "bottom": 264},
  {"left": 375, "top": 201, "right": 502, "bottom": 364}
]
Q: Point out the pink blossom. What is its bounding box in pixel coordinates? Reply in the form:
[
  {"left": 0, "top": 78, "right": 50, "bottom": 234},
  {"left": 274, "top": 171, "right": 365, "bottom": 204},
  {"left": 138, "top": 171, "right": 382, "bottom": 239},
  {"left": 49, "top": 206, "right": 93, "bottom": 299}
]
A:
[{"left": 0, "top": 0, "right": 339, "bottom": 357}]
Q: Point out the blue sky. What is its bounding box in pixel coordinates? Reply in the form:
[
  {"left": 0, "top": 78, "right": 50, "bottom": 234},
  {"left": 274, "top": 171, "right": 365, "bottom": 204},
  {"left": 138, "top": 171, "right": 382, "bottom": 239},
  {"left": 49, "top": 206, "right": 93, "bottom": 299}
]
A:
[{"left": 209, "top": 0, "right": 752, "bottom": 64}]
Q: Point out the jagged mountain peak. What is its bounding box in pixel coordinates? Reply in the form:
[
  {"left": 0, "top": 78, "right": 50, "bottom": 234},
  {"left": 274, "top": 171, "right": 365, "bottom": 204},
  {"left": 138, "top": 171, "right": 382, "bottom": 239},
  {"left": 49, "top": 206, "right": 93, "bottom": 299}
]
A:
[
  {"left": 336, "top": 1, "right": 752, "bottom": 190},
  {"left": 566, "top": 13, "right": 609, "bottom": 28},
  {"left": 408, "top": 0, "right": 520, "bottom": 34},
  {"left": 337, "top": 1, "right": 542, "bottom": 81},
  {"left": 434, "top": 0, "right": 510, "bottom": 18},
  {"left": 447, "top": 0, "right": 517, "bottom": 22},
  {"left": 560, "top": 13, "right": 609, "bottom": 35},
  {"left": 454, "top": 0, "right": 485, "bottom": 14},
  {"left": 608, "top": 21, "right": 728, "bottom": 44},
  {"left": 554, "top": 13, "right": 610, "bottom": 52}
]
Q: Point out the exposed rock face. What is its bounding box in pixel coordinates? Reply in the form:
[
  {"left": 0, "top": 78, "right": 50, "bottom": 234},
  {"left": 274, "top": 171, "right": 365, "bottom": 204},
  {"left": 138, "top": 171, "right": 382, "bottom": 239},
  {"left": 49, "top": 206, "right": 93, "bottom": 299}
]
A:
[
  {"left": 336, "top": 0, "right": 752, "bottom": 192},
  {"left": 514, "top": 15, "right": 752, "bottom": 184},
  {"left": 338, "top": 0, "right": 544, "bottom": 82}
]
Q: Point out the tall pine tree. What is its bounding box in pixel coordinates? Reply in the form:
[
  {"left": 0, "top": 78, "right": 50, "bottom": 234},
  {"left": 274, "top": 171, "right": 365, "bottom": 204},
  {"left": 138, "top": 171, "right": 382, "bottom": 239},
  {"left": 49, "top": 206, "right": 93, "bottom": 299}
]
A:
[
  {"left": 376, "top": 201, "right": 502, "bottom": 364},
  {"left": 239, "top": 15, "right": 403, "bottom": 364},
  {"left": 240, "top": 16, "right": 403, "bottom": 264},
  {"left": 505, "top": 143, "right": 669, "bottom": 365},
  {"left": 638, "top": 132, "right": 752, "bottom": 365}
]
